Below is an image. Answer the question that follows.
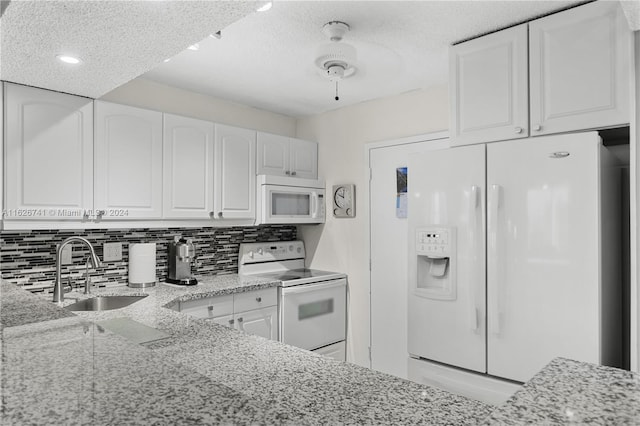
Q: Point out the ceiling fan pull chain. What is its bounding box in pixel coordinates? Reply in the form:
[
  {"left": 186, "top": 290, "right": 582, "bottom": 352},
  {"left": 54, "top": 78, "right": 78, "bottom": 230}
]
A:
[{"left": 335, "top": 81, "right": 340, "bottom": 101}]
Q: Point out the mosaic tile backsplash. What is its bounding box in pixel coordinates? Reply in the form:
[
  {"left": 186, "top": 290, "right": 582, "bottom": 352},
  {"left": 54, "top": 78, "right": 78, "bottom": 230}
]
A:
[{"left": 0, "top": 225, "right": 296, "bottom": 293}]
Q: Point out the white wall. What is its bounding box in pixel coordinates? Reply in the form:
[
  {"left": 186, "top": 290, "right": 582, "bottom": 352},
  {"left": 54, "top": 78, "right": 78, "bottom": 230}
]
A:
[
  {"left": 100, "top": 77, "right": 297, "bottom": 137},
  {"left": 295, "top": 85, "right": 449, "bottom": 367}
]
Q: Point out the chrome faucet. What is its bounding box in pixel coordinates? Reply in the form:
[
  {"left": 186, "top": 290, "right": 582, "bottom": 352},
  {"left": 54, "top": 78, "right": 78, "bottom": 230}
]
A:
[{"left": 53, "top": 237, "right": 102, "bottom": 303}]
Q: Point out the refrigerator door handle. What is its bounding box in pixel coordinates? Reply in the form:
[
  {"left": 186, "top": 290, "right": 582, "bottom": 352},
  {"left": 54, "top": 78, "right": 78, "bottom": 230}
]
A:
[
  {"left": 488, "top": 184, "right": 502, "bottom": 335},
  {"left": 469, "top": 185, "right": 481, "bottom": 332}
]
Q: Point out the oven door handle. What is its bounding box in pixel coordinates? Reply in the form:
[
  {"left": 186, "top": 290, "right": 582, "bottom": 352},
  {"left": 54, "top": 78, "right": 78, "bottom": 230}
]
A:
[{"left": 281, "top": 279, "right": 347, "bottom": 295}]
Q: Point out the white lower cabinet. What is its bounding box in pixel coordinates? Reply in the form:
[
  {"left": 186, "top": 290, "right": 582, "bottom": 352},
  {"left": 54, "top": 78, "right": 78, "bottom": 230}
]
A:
[
  {"left": 176, "top": 288, "right": 277, "bottom": 341},
  {"left": 208, "top": 314, "right": 234, "bottom": 328},
  {"left": 234, "top": 306, "right": 277, "bottom": 341}
]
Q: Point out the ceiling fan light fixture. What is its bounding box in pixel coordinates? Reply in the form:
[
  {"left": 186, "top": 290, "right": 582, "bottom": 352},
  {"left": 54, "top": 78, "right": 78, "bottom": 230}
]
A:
[{"left": 315, "top": 42, "right": 357, "bottom": 80}]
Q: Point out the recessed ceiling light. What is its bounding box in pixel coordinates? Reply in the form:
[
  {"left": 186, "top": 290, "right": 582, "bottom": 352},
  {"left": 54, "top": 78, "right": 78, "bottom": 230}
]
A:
[
  {"left": 209, "top": 31, "right": 222, "bottom": 39},
  {"left": 256, "top": 2, "right": 272, "bottom": 12},
  {"left": 56, "top": 54, "right": 82, "bottom": 65},
  {"left": 163, "top": 58, "right": 171, "bottom": 63},
  {"left": 187, "top": 43, "right": 200, "bottom": 51}
]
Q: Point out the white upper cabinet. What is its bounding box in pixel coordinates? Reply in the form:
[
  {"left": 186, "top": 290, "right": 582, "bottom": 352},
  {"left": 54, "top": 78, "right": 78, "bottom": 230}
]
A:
[
  {"left": 257, "top": 132, "right": 318, "bottom": 179},
  {"left": 214, "top": 124, "right": 256, "bottom": 220},
  {"left": 449, "top": 24, "right": 529, "bottom": 146},
  {"left": 94, "top": 101, "right": 163, "bottom": 219},
  {"left": 257, "top": 132, "right": 289, "bottom": 176},
  {"left": 163, "top": 114, "right": 215, "bottom": 219},
  {"left": 290, "top": 137, "right": 318, "bottom": 179},
  {"left": 4, "top": 83, "right": 93, "bottom": 219},
  {"left": 450, "top": 2, "right": 632, "bottom": 145},
  {"left": 529, "top": 1, "right": 631, "bottom": 136}
]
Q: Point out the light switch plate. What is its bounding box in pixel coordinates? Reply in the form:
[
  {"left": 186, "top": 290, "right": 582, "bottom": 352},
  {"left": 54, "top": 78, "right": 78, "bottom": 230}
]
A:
[{"left": 103, "top": 242, "right": 122, "bottom": 262}]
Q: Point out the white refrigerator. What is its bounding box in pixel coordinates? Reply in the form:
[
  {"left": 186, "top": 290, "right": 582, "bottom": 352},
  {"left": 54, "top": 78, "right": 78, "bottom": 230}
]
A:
[{"left": 407, "top": 132, "right": 622, "bottom": 390}]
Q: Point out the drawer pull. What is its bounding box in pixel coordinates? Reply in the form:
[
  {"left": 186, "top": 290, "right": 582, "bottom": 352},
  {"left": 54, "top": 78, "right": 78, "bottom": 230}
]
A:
[
  {"left": 207, "top": 306, "right": 214, "bottom": 311},
  {"left": 256, "top": 297, "right": 262, "bottom": 303}
]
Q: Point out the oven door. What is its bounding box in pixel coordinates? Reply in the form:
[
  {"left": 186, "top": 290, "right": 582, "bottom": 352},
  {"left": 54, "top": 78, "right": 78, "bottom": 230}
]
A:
[
  {"left": 279, "top": 278, "right": 347, "bottom": 351},
  {"left": 261, "top": 184, "right": 325, "bottom": 224}
]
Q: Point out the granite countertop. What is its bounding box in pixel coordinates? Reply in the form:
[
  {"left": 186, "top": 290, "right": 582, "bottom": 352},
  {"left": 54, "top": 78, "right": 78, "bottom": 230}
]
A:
[
  {"left": 4, "top": 276, "right": 640, "bottom": 424},
  {"left": 483, "top": 358, "right": 640, "bottom": 425},
  {"left": 1, "top": 277, "right": 492, "bottom": 425}
]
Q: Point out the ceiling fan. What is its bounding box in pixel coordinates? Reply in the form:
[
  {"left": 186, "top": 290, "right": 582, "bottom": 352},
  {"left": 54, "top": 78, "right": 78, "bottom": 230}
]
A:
[{"left": 314, "top": 21, "right": 358, "bottom": 101}]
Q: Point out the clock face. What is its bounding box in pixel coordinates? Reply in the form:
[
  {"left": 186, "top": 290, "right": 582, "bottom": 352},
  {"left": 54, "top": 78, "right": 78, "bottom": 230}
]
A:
[
  {"left": 332, "top": 184, "right": 355, "bottom": 218},
  {"left": 334, "top": 187, "right": 348, "bottom": 208}
]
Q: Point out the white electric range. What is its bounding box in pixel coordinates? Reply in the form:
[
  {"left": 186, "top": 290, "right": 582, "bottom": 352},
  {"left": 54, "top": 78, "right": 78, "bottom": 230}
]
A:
[{"left": 238, "top": 241, "right": 347, "bottom": 361}]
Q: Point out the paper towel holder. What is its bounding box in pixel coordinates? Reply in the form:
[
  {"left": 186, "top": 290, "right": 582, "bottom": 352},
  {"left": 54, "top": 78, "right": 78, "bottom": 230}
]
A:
[{"left": 128, "top": 243, "right": 157, "bottom": 288}]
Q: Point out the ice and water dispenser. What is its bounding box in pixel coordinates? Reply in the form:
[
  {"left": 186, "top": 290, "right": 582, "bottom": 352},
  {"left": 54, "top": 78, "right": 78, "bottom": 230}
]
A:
[{"left": 414, "top": 227, "right": 456, "bottom": 300}]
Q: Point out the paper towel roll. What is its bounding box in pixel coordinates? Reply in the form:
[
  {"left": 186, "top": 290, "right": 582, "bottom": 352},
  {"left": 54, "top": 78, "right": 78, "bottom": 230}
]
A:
[{"left": 129, "top": 243, "right": 156, "bottom": 287}]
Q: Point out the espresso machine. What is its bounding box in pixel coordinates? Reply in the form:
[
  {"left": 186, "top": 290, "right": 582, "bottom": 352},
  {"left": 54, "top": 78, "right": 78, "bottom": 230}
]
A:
[{"left": 167, "top": 236, "right": 198, "bottom": 285}]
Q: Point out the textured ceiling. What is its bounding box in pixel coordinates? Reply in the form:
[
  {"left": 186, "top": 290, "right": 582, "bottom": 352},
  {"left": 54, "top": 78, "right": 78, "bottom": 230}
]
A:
[
  {"left": 142, "top": 0, "right": 585, "bottom": 118},
  {"left": 0, "top": 0, "right": 263, "bottom": 98}
]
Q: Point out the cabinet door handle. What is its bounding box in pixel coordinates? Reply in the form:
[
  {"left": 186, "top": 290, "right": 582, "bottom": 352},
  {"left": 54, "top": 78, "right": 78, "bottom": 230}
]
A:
[
  {"left": 237, "top": 317, "right": 243, "bottom": 322},
  {"left": 229, "top": 319, "right": 234, "bottom": 325},
  {"left": 533, "top": 124, "right": 542, "bottom": 132},
  {"left": 96, "top": 210, "right": 105, "bottom": 218},
  {"left": 285, "top": 170, "right": 291, "bottom": 175},
  {"left": 255, "top": 297, "right": 262, "bottom": 303},
  {"left": 217, "top": 212, "right": 223, "bottom": 218},
  {"left": 514, "top": 127, "right": 523, "bottom": 134},
  {"left": 291, "top": 171, "right": 297, "bottom": 176},
  {"left": 209, "top": 211, "right": 215, "bottom": 218}
]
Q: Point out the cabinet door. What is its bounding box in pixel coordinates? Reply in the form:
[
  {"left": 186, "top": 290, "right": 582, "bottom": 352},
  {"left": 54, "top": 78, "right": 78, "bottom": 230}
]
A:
[
  {"left": 450, "top": 24, "right": 529, "bottom": 146},
  {"left": 214, "top": 124, "right": 256, "bottom": 220},
  {"left": 290, "top": 138, "right": 318, "bottom": 179},
  {"left": 257, "top": 132, "right": 289, "bottom": 177},
  {"left": 94, "top": 102, "right": 162, "bottom": 219},
  {"left": 235, "top": 306, "right": 277, "bottom": 340},
  {"left": 163, "top": 114, "right": 215, "bottom": 219},
  {"left": 529, "top": 1, "right": 631, "bottom": 136},
  {"left": 208, "top": 314, "right": 235, "bottom": 329},
  {"left": 4, "top": 83, "right": 93, "bottom": 219}
]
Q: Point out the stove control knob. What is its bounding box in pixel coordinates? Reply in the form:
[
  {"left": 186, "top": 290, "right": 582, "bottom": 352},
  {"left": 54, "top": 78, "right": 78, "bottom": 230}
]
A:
[
  {"left": 289, "top": 245, "right": 294, "bottom": 251},
  {"left": 297, "top": 247, "right": 302, "bottom": 254},
  {"left": 258, "top": 248, "right": 263, "bottom": 255}
]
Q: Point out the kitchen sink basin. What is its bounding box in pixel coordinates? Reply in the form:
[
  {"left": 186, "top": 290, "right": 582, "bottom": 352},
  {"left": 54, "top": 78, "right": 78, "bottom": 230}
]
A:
[{"left": 65, "top": 295, "right": 148, "bottom": 311}]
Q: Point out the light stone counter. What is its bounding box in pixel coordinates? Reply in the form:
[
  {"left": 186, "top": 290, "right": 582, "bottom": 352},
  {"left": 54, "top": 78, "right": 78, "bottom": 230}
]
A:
[
  {"left": 483, "top": 357, "right": 640, "bottom": 425},
  {"left": 1, "top": 277, "right": 492, "bottom": 425},
  {"left": 5, "top": 276, "right": 638, "bottom": 425}
]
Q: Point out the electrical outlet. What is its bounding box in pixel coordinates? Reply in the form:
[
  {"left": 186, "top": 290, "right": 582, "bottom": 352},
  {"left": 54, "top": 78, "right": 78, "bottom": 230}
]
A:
[
  {"left": 59, "top": 245, "right": 72, "bottom": 265},
  {"left": 103, "top": 242, "right": 122, "bottom": 262}
]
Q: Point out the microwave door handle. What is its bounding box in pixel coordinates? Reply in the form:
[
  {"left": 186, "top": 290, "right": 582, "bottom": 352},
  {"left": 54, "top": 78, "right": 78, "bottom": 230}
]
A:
[{"left": 311, "top": 192, "right": 318, "bottom": 218}]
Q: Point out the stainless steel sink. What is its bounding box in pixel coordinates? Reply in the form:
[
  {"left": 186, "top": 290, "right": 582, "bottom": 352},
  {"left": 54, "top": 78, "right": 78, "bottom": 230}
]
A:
[{"left": 65, "top": 295, "right": 148, "bottom": 311}]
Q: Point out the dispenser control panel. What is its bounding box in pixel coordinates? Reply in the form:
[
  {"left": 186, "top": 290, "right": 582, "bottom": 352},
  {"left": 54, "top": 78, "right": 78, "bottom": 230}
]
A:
[{"left": 416, "top": 227, "right": 453, "bottom": 256}]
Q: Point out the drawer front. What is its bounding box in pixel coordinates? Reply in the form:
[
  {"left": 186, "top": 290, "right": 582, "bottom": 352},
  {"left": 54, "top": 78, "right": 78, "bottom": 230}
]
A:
[
  {"left": 180, "top": 294, "right": 234, "bottom": 319},
  {"left": 234, "top": 288, "right": 277, "bottom": 312}
]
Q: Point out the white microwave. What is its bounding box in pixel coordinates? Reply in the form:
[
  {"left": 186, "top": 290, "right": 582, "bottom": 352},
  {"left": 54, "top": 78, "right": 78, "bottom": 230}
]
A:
[{"left": 257, "top": 175, "right": 325, "bottom": 225}]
